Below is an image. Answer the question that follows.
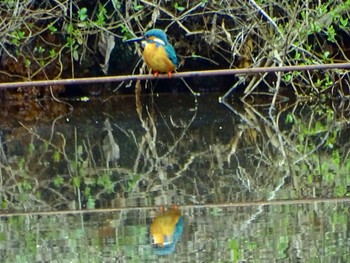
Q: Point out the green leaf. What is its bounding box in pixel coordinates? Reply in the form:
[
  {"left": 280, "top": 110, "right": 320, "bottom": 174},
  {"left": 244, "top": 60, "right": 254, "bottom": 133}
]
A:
[
  {"left": 66, "top": 36, "right": 75, "bottom": 46},
  {"left": 339, "top": 17, "right": 348, "bottom": 28},
  {"left": 67, "top": 23, "right": 74, "bottom": 34},
  {"left": 38, "top": 46, "right": 45, "bottom": 54},
  {"left": 96, "top": 5, "right": 107, "bottom": 26},
  {"left": 73, "top": 50, "right": 79, "bottom": 61},
  {"left": 48, "top": 24, "right": 57, "bottom": 34},
  {"left": 73, "top": 176, "right": 81, "bottom": 187},
  {"left": 285, "top": 113, "right": 294, "bottom": 124},
  {"left": 327, "top": 25, "right": 336, "bottom": 42},
  {"left": 28, "top": 143, "right": 35, "bottom": 154},
  {"left": 78, "top": 7, "right": 88, "bottom": 21},
  {"left": 54, "top": 176, "right": 64, "bottom": 187},
  {"left": 284, "top": 73, "right": 292, "bottom": 82},
  {"left": 174, "top": 3, "right": 185, "bottom": 12},
  {"left": 112, "top": 0, "right": 122, "bottom": 10},
  {"left": 53, "top": 151, "right": 61, "bottom": 162},
  {"left": 24, "top": 58, "right": 31, "bottom": 68},
  {"left": 49, "top": 49, "right": 57, "bottom": 59},
  {"left": 323, "top": 51, "right": 330, "bottom": 59}
]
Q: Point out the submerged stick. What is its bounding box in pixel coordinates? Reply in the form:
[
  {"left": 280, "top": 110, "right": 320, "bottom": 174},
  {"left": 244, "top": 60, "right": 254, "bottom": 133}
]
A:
[{"left": 0, "top": 63, "right": 349, "bottom": 89}]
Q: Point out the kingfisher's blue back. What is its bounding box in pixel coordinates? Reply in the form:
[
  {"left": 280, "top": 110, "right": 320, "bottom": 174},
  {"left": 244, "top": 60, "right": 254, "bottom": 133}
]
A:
[{"left": 154, "top": 216, "right": 184, "bottom": 255}]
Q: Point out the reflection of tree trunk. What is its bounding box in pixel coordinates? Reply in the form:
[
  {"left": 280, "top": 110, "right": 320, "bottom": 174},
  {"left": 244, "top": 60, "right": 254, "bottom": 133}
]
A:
[{"left": 102, "top": 118, "right": 120, "bottom": 167}]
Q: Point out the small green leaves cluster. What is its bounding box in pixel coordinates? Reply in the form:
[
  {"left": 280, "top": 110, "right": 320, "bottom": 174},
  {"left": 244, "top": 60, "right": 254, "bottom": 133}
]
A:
[{"left": 10, "top": 30, "right": 26, "bottom": 46}]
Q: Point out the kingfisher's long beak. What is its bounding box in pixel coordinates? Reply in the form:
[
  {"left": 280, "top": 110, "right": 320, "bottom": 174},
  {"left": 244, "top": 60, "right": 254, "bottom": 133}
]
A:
[{"left": 123, "top": 36, "right": 143, "bottom": 43}]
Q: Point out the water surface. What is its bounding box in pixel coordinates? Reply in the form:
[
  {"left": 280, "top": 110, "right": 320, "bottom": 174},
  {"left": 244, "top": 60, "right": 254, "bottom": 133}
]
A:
[{"left": 0, "top": 91, "right": 349, "bottom": 262}]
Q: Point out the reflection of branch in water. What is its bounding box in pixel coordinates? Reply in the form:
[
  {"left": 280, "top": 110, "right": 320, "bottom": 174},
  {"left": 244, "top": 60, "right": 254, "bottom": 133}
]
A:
[
  {"left": 132, "top": 80, "right": 198, "bottom": 192},
  {"left": 218, "top": 95, "right": 349, "bottom": 233},
  {"left": 218, "top": 94, "right": 297, "bottom": 218},
  {"left": 19, "top": 122, "right": 67, "bottom": 158},
  {"left": 170, "top": 153, "right": 201, "bottom": 183},
  {"left": 239, "top": 170, "right": 290, "bottom": 232},
  {"left": 133, "top": 106, "right": 159, "bottom": 172},
  {"left": 161, "top": 111, "right": 197, "bottom": 160},
  {"left": 0, "top": 130, "right": 8, "bottom": 164}
]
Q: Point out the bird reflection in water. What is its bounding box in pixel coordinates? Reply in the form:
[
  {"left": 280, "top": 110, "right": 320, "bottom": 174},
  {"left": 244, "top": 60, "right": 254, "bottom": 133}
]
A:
[{"left": 150, "top": 205, "right": 184, "bottom": 255}]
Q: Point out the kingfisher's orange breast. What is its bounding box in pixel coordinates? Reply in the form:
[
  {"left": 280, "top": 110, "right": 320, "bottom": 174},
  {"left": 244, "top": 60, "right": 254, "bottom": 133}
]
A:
[{"left": 142, "top": 43, "right": 175, "bottom": 73}]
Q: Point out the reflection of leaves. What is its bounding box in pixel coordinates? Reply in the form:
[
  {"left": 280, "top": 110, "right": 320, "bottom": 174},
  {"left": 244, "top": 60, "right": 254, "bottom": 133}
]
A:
[
  {"left": 229, "top": 239, "right": 241, "bottom": 261},
  {"left": 86, "top": 196, "right": 95, "bottom": 209},
  {"left": 127, "top": 174, "right": 141, "bottom": 192},
  {"left": 223, "top": 94, "right": 350, "bottom": 201},
  {"left": 285, "top": 102, "right": 350, "bottom": 198},
  {"left": 97, "top": 171, "right": 114, "bottom": 193},
  {"left": 3, "top": 94, "right": 349, "bottom": 213}
]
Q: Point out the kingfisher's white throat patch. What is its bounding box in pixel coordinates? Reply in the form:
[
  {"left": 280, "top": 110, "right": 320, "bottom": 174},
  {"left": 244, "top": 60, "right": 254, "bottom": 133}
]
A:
[
  {"left": 142, "top": 37, "right": 166, "bottom": 48},
  {"left": 153, "top": 38, "right": 165, "bottom": 46}
]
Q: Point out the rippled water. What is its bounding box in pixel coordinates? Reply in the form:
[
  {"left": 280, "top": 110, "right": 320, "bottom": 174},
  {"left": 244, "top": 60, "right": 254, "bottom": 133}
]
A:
[{"left": 0, "top": 91, "right": 349, "bottom": 261}]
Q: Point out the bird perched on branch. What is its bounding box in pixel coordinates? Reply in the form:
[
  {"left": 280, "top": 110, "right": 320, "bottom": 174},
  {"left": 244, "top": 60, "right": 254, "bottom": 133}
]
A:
[
  {"left": 150, "top": 205, "right": 184, "bottom": 255},
  {"left": 124, "top": 29, "right": 178, "bottom": 77}
]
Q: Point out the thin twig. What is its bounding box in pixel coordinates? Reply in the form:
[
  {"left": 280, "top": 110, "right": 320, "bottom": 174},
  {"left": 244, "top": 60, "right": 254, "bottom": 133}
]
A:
[{"left": 0, "top": 63, "right": 349, "bottom": 90}]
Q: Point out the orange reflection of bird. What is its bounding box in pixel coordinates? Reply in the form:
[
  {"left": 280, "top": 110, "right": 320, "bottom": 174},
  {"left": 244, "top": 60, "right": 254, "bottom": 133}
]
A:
[{"left": 150, "top": 205, "right": 184, "bottom": 255}]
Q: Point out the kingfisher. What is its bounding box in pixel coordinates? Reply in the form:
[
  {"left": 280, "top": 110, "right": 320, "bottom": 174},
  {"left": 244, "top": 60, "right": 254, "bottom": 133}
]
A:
[
  {"left": 124, "top": 29, "right": 178, "bottom": 77},
  {"left": 150, "top": 205, "right": 184, "bottom": 255}
]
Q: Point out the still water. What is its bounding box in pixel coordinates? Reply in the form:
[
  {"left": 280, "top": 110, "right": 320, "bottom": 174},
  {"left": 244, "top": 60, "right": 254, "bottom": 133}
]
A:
[{"left": 0, "top": 90, "right": 349, "bottom": 262}]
